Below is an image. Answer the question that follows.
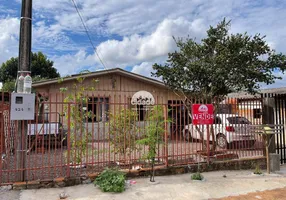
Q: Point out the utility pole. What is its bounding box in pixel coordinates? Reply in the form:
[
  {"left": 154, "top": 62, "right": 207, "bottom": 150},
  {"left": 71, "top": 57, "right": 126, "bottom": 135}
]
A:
[{"left": 17, "top": 0, "right": 32, "bottom": 181}]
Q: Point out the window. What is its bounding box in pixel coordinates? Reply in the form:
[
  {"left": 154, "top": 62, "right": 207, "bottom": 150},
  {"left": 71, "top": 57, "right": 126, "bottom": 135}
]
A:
[
  {"left": 137, "top": 105, "right": 146, "bottom": 121},
  {"left": 87, "top": 97, "right": 109, "bottom": 122},
  {"left": 253, "top": 109, "right": 261, "bottom": 119}
]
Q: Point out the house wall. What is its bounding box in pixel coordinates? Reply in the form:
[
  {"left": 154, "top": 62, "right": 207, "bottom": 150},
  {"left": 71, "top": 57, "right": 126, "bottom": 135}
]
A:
[
  {"left": 34, "top": 73, "right": 181, "bottom": 124},
  {"left": 237, "top": 100, "right": 262, "bottom": 124},
  {"left": 223, "top": 98, "right": 263, "bottom": 124}
]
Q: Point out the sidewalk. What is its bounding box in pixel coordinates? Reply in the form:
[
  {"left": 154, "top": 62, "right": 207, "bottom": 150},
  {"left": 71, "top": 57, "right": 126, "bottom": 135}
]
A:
[{"left": 2, "top": 166, "right": 286, "bottom": 200}]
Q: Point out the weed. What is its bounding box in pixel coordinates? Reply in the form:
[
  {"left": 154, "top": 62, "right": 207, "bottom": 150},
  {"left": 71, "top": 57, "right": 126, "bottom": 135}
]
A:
[
  {"left": 94, "top": 168, "right": 126, "bottom": 193},
  {"left": 254, "top": 165, "right": 263, "bottom": 175},
  {"left": 191, "top": 172, "right": 204, "bottom": 180}
]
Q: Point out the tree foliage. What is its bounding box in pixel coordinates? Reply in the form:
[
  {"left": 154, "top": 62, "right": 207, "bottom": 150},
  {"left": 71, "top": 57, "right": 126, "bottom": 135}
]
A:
[
  {"left": 0, "top": 51, "right": 60, "bottom": 83},
  {"left": 152, "top": 19, "right": 286, "bottom": 98},
  {"left": 0, "top": 57, "right": 18, "bottom": 83},
  {"left": 1, "top": 80, "right": 15, "bottom": 92}
]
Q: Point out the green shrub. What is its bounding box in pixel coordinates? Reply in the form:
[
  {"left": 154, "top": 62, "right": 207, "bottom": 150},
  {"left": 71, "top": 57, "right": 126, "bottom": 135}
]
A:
[
  {"left": 94, "top": 168, "right": 126, "bottom": 193},
  {"left": 191, "top": 172, "right": 204, "bottom": 180},
  {"left": 254, "top": 165, "right": 262, "bottom": 175}
]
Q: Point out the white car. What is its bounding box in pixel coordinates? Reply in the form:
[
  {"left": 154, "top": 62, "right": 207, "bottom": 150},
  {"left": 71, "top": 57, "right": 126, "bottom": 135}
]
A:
[{"left": 182, "top": 114, "right": 256, "bottom": 149}]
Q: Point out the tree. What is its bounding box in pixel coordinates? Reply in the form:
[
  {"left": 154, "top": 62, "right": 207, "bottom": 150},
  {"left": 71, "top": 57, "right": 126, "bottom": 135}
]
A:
[
  {"left": 0, "top": 51, "right": 60, "bottom": 84},
  {"left": 60, "top": 74, "right": 98, "bottom": 165},
  {"left": 152, "top": 19, "right": 286, "bottom": 150},
  {"left": 153, "top": 19, "right": 286, "bottom": 97},
  {"left": 1, "top": 80, "right": 15, "bottom": 92},
  {"left": 31, "top": 52, "right": 60, "bottom": 79},
  {"left": 136, "top": 105, "right": 168, "bottom": 182},
  {"left": 0, "top": 57, "right": 18, "bottom": 82}
]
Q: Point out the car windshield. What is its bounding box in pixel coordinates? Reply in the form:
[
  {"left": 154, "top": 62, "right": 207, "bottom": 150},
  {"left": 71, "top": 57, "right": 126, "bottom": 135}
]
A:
[{"left": 227, "top": 117, "right": 251, "bottom": 124}]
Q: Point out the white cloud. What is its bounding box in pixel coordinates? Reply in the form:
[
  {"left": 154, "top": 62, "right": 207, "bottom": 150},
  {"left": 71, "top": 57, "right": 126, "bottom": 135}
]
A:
[
  {"left": 95, "top": 17, "right": 206, "bottom": 68},
  {"left": 230, "top": 3, "right": 286, "bottom": 54},
  {"left": 32, "top": 20, "right": 77, "bottom": 53},
  {"left": 2, "top": 0, "right": 286, "bottom": 89},
  {"left": 0, "top": 17, "right": 19, "bottom": 64},
  {"left": 51, "top": 50, "right": 99, "bottom": 76},
  {"left": 30, "top": 0, "right": 208, "bottom": 37},
  {"left": 0, "top": 16, "right": 78, "bottom": 66},
  {"left": 131, "top": 62, "right": 155, "bottom": 78},
  {"left": 49, "top": 17, "right": 207, "bottom": 76}
]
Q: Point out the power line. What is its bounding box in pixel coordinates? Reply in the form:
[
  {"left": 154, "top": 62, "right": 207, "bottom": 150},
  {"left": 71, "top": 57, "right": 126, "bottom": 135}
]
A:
[{"left": 71, "top": 0, "right": 108, "bottom": 70}]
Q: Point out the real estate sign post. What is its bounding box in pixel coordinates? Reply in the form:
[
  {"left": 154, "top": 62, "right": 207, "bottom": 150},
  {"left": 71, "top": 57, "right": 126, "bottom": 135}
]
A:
[
  {"left": 192, "top": 104, "right": 214, "bottom": 125},
  {"left": 192, "top": 104, "right": 214, "bottom": 163}
]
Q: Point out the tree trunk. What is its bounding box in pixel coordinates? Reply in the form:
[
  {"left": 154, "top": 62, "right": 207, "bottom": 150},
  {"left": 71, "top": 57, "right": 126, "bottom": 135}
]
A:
[{"left": 150, "top": 157, "right": 155, "bottom": 182}]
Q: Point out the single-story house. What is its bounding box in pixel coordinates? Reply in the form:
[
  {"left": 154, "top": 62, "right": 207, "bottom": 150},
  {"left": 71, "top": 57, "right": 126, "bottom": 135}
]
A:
[{"left": 32, "top": 68, "right": 184, "bottom": 122}]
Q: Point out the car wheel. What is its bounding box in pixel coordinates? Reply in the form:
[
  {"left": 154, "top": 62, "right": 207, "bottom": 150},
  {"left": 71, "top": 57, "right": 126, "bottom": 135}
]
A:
[{"left": 216, "top": 134, "right": 228, "bottom": 149}]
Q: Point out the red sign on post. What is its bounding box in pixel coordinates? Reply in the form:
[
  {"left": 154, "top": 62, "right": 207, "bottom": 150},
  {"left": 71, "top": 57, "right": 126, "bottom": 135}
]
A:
[{"left": 192, "top": 104, "right": 214, "bottom": 125}]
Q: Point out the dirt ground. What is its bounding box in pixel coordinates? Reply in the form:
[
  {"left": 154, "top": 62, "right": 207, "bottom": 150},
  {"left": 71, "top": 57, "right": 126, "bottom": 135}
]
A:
[{"left": 218, "top": 187, "right": 286, "bottom": 200}]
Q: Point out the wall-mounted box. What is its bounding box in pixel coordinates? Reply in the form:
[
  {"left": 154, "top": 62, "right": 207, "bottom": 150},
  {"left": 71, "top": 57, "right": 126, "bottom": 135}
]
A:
[{"left": 10, "top": 93, "right": 35, "bottom": 120}]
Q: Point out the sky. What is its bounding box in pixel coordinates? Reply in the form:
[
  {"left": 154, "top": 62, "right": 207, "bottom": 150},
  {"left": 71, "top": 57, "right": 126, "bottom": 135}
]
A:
[{"left": 0, "top": 0, "right": 286, "bottom": 88}]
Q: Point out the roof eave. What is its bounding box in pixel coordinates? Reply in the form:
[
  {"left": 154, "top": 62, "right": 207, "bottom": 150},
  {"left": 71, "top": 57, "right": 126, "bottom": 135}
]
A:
[{"left": 32, "top": 68, "right": 166, "bottom": 88}]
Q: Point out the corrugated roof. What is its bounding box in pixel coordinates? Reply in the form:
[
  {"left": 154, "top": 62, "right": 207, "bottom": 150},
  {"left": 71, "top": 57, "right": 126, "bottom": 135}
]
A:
[
  {"left": 228, "top": 87, "right": 286, "bottom": 98},
  {"left": 32, "top": 68, "right": 166, "bottom": 88}
]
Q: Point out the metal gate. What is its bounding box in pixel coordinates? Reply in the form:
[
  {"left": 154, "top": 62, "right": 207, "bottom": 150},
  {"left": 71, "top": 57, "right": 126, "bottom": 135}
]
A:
[
  {"left": 272, "top": 94, "right": 286, "bottom": 164},
  {"left": 0, "top": 92, "right": 266, "bottom": 185}
]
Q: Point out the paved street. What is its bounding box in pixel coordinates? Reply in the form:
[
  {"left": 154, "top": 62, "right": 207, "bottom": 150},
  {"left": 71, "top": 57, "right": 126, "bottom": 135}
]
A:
[{"left": 218, "top": 187, "right": 286, "bottom": 200}]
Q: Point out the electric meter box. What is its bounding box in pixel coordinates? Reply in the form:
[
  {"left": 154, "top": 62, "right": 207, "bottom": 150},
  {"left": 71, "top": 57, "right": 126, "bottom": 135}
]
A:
[{"left": 10, "top": 93, "right": 35, "bottom": 120}]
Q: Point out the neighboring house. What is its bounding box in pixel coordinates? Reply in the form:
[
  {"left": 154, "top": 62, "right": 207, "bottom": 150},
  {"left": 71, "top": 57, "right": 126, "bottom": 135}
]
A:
[
  {"left": 226, "top": 87, "right": 286, "bottom": 124},
  {"left": 221, "top": 97, "right": 262, "bottom": 124}
]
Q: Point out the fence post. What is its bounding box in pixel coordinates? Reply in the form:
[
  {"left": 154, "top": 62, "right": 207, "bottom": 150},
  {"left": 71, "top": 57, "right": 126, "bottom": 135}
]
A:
[
  {"left": 164, "top": 104, "right": 168, "bottom": 167},
  {"left": 262, "top": 95, "right": 275, "bottom": 154},
  {"left": 207, "top": 125, "right": 210, "bottom": 164},
  {"left": 0, "top": 99, "right": 3, "bottom": 184},
  {"left": 66, "top": 103, "right": 71, "bottom": 177}
]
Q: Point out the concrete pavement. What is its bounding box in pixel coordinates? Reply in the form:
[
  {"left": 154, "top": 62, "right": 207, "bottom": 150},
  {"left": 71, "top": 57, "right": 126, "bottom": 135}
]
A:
[{"left": 2, "top": 166, "right": 286, "bottom": 200}]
